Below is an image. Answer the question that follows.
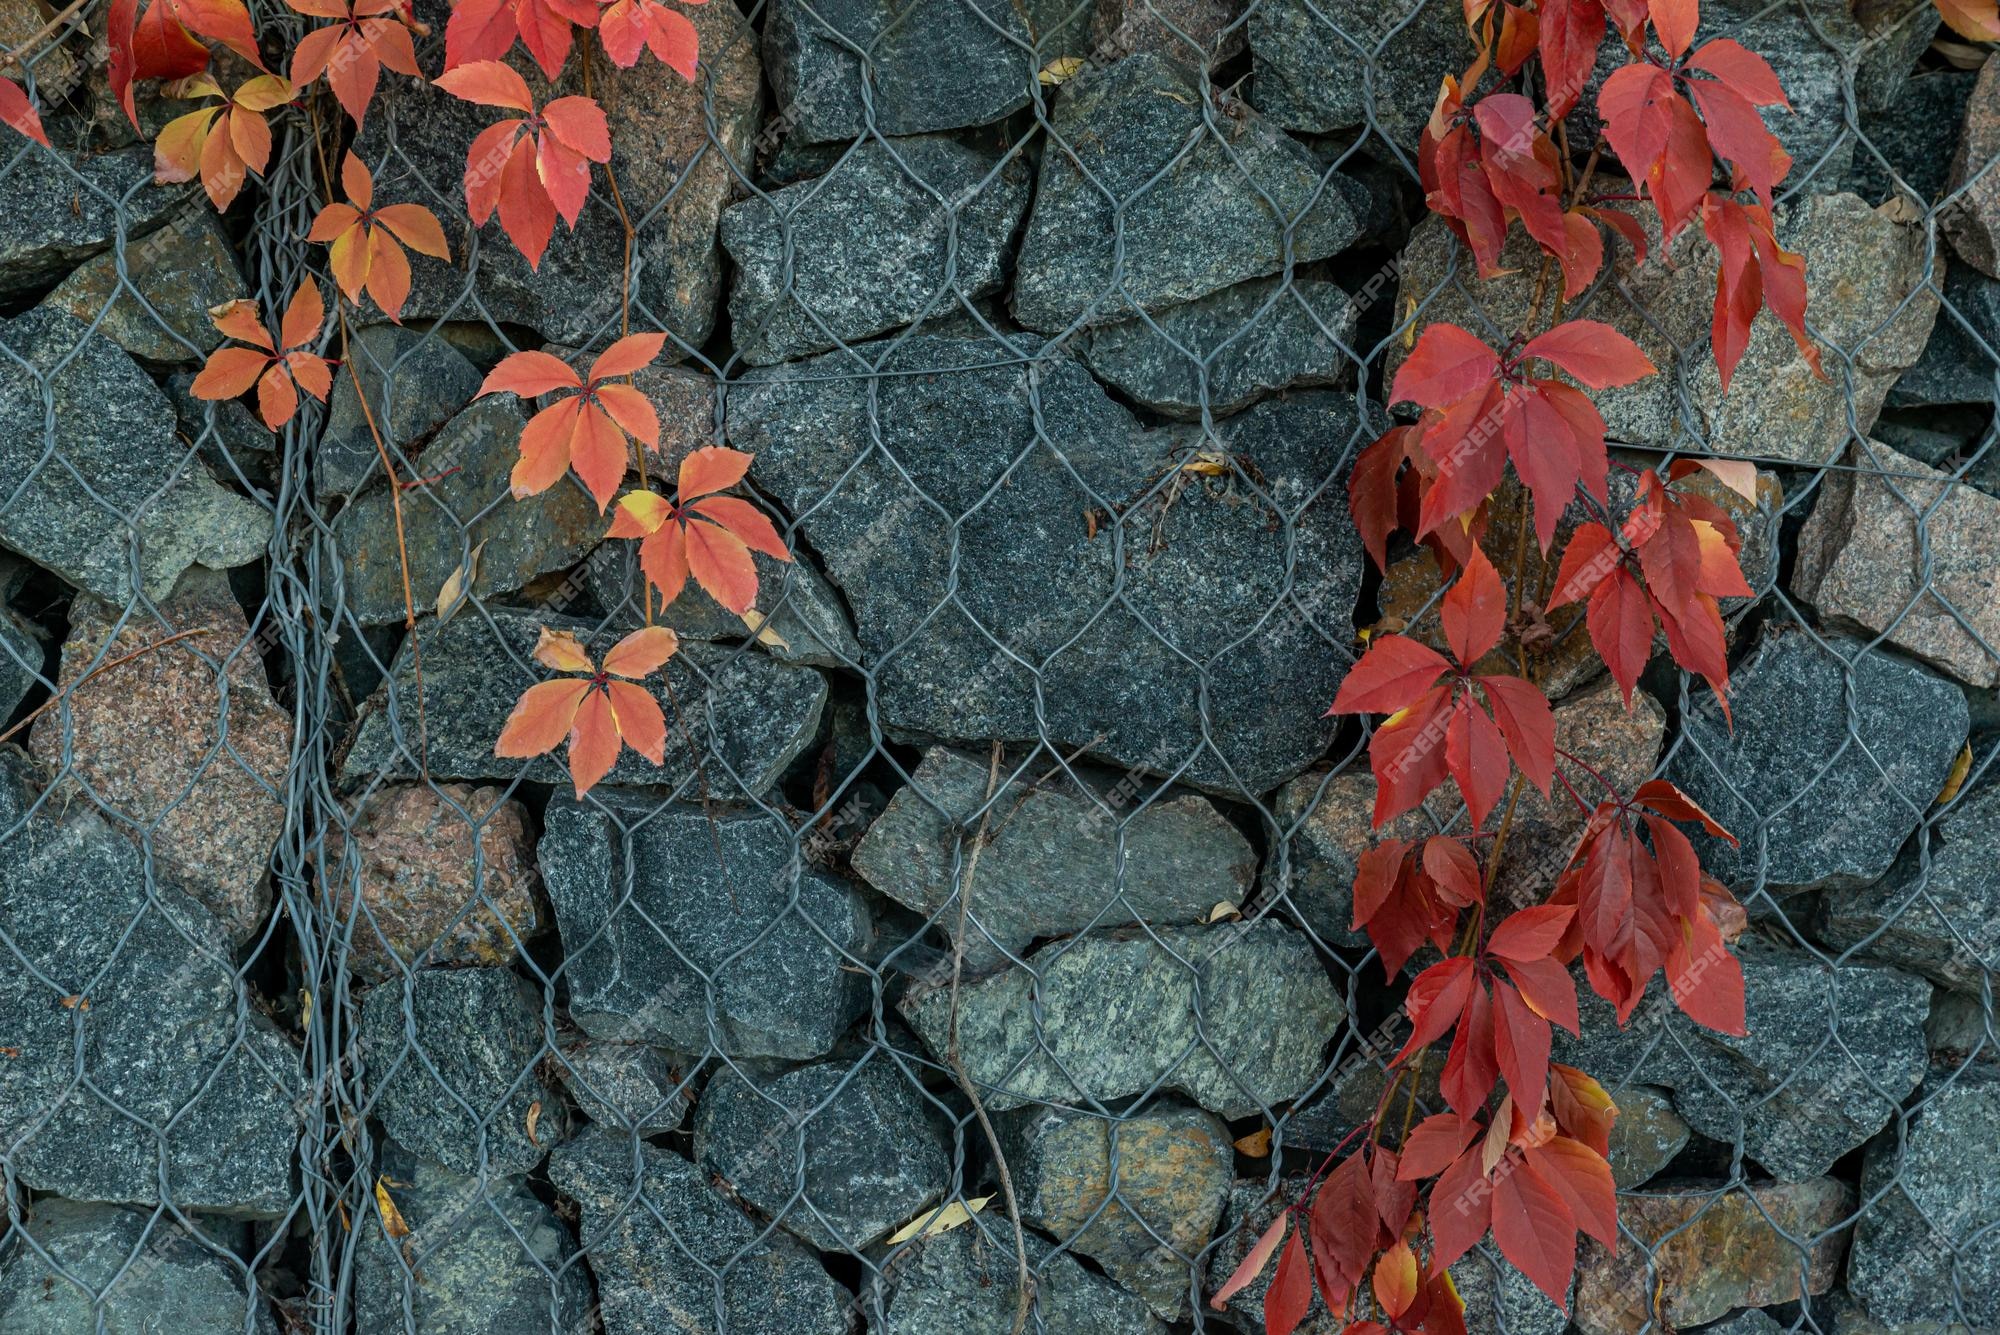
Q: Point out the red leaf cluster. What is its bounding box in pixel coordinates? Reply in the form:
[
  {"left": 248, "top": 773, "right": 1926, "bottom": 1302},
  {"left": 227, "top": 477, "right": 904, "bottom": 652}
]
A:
[
  {"left": 1373, "top": 320, "right": 1654, "bottom": 551},
  {"left": 494, "top": 625, "right": 679, "bottom": 797},
  {"left": 1549, "top": 779, "right": 1748, "bottom": 1029},
  {"left": 1547, "top": 469, "right": 1750, "bottom": 709},
  {"left": 189, "top": 283, "right": 334, "bottom": 429},
  {"left": 478, "top": 331, "right": 668, "bottom": 510},
  {"left": 108, "top": 0, "right": 265, "bottom": 127},
  {"left": 152, "top": 74, "right": 292, "bottom": 211},
  {"left": 435, "top": 61, "right": 611, "bottom": 269},
  {"left": 286, "top": 0, "right": 423, "bottom": 127},
  {"left": 607, "top": 445, "right": 792, "bottom": 615},
  {"left": 1328, "top": 547, "right": 1554, "bottom": 828}
]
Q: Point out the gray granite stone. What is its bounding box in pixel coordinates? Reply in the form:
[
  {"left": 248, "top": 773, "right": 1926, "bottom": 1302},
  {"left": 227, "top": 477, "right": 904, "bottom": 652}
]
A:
[
  {"left": 0, "top": 146, "right": 189, "bottom": 298},
  {"left": 554, "top": 1039, "right": 691, "bottom": 1134},
  {"left": 0, "top": 747, "right": 303, "bottom": 1216},
  {"left": 851, "top": 746, "right": 1256, "bottom": 972},
  {"left": 1819, "top": 780, "right": 2000, "bottom": 990},
  {"left": 1662, "top": 626, "right": 1968, "bottom": 893},
  {"left": 729, "top": 335, "right": 1364, "bottom": 796},
  {"left": 695, "top": 1057, "right": 950, "bottom": 1252},
  {"left": 0, "top": 307, "right": 270, "bottom": 601},
  {"left": 1246, "top": 0, "right": 1466, "bottom": 144},
  {"left": 1013, "top": 54, "right": 1369, "bottom": 332},
  {"left": 721, "top": 136, "right": 1030, "bottom": 365},
  {"left": 1076, "top": 275, "right": 1356, "bottom": 420},
  {"left": 538, "top": 795, "right": 874, "bottom": 1059},
  {"left": 866, "top": 1224, "right": 1166, "bottom": 1334},
  {"left": 0, "top": 1199, "right": 277, "bottom": 1334},
  {"left": 549, "top": 1127, "right": 852, "bottom": 1335},
  {"left": 354, "top": 1145, "right": 592, "bottom": 1335},
  {"left": 340, "top": 608, "right": 827, "bottom": 796},
  {"left": 1850, "top": 1070, "right": 2000, "bottom": 1328},
  {"left": 331, "top": 396, "right": 603, "bottom": 625},
  {"left": 42, "top": 208, "right": 247, "bottom": 364},
  {"left": 1003, "top": 1101, "right": 1232, "bottom": 1318},
  {"left": 317, "top": 323, "right": 482, "bottom": 498},
  {"left": 899, "top": 919, "right": 1343, "bottom": 1117},
  {"left": 1555, "top": 941, "right": 1933, "bottom": 1181},
  {"left": 358, "top": 967, "right": 567, "bottom": 1177}
]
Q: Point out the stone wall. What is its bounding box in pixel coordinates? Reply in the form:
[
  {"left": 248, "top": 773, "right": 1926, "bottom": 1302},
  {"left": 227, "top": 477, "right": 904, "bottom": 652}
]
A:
[{"left": 0, "top": 0, "right": 1997, "bottom": 1333}]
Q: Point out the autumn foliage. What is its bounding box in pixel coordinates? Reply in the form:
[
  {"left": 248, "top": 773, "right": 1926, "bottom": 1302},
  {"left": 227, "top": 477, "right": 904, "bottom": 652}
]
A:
[{"left": 1220, "top": 2, "right": 1798, "bottom": 1331}]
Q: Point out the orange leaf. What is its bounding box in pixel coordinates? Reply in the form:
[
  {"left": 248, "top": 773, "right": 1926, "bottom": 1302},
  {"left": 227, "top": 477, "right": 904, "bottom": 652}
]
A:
[
  {"left": 678, "top": 444, "right": 752, "bottom": 500},
  {"left": 373, "top": 204, "right": 453, "bottom": 260},
  {"left": 605, "top": 679, "right": 666, "bottom": 764},
  {"left": 434, "top": 58, "right": 536, "bottom": 112},
  {"left": 566, "top": 686, "right": 622, "bottom": 797},
  {"left": 683, "top": 516, "right": 759, "bottom": 613},
  {"left": 483, "top": 350, "right": 584, "bottom": 398},
  {"left": 601, "top": 624, "right": 679, "bottom": 677},
  {"left": 1372, "top": 1241, "right": 1419, "bottom": 1319},
  {"left": 495, "top": 677, "right": 590, "bottom": 756},
  {"left": 569, "top": 402, "right": 631, "bottom": 511},
  {"left": 688, "top": 495, "right": 790, "bottom": 562},
  {"left": 531, "top": 625, "right": 595, "bottom": 673},
  {"left": 586, "top": 331, "right": 668, "bottom": 382},
  {"left": 190, "top": 347, "right": 272, "bottom": 401}
]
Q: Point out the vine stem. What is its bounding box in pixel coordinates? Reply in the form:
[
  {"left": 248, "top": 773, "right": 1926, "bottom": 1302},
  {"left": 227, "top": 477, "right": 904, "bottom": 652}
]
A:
[
  {"left": 0, "top": 0, "right": 89, "bottom": 76},
  {"left": 943, "top": 742, "right": 1033, "bottom": 1335},
  {"left": 0, "top": 628, "right": 211, "bottom": 748}
]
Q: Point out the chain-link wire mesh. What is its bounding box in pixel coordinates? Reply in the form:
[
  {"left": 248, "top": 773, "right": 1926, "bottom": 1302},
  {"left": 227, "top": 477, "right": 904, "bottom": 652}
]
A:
[{"left": 0, "top": 0, "right": 1994, "bottom": 1331}]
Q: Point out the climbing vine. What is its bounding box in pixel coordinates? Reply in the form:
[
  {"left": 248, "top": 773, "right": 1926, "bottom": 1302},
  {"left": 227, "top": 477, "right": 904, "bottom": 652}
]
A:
[{"left": 1213, "top": 1, "right": 1817, "bottom": 1329}]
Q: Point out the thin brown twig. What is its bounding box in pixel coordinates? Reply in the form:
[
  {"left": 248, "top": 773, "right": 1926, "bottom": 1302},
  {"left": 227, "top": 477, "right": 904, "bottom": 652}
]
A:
[
  {"left": 337, "top": 304, "right": 428, "bottom": 778},
  {"left": 0, "top": 0, "right": 89, "bottom": 77},
  {"left": 944, "top": 741, "right": 1033, "bottom": 1335},
  {"left": 0, "top": 628, "right": 211, "bottom": 748}
]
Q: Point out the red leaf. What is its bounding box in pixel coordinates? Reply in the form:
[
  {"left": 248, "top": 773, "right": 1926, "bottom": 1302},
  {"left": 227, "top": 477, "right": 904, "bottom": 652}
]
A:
[
  {"left": 1598, "top": 64, "right": 1680, "bottom": 193},
  {"left": 1423, "top": 835, "right": 1483, "bottom": 908},
  {"left": 1428, "top": 1146, "right": 1493, "bottom": 1273},
  {"left": 1486, "top": 905, "right": 1577, "bottom": 963},
  {"left": 1516, "top": 320, "right": 1657, "bottom": 389},
  {"left": 1688, "top": 79, "right": 1791, "bottom": 208},
  {"left": 1538, "top": 0, "right": 1605, "bottom": 117},
  {"left": 1478, "top": 673, "right": 1554, "bottom": 795},
  {"left": 1442, "top": 545, "right": 1507, "bottom": 667},
  {"left": 1265, "top": 1225, "right": 1314, "bottom": 1335},
  {"left": 1399, "top": 1114, "right": 1479, "bottom": 1179},
  {"left": 1688, "top": 37, "right": 1789, "bottom": 108},
  {"left": 1631, "top": 778, "right": 1737, "bottom": 842},
  {"left": 482, "top": 350, "right": 584, "bottom": 398},
  {"left": 1445, "top": 693, "right": 1510, "bottom": 830},
  {"left": 1489, "top": 1153, "right": 1577, "bottom": 1308},
  {"left": 434, "top": 58, "right": 536, "bottom": 111},
  {"left": 1351, "top": 839, "right": 1411, "bottom": 931},
  {"left": 1493, "top": 979, "right": 1553, "bottom": 1109},
  {"left": 679, "top": 443, "right": 754, "bottom": 499},
  {"left": 1351, "top": 427, "right": 1416, "bottom": 571},
  {"left": 1584, "top": 566, "right": 1654, "bottom": 706},
  {"left": 1374, "top": 1241, "right": 1420, "bottom": 1319},
  {"left": 1415, "top": 383, "right": 1512, "bottom": 537},
  {"left": 0, "top": 76, "right": 48, "bottom": 146},
  {"left": 1396, "top": 957, "right": 1476, "bottom": 1064},
  {"left": 493, "top": 677, "right": 590, "bottom": 758},
  {"left": 1370, "top": 686, "right": 1454, "bottom": 826},
  {"left": 1313, "top": 1153, "right": 1381, "bottom": 1293},
  {"left": 1329, "top": 636, "right": 1452, "bottom": 716},
  {"left": 1503, "top": 954, "right": 1581, "bottom": 1036},
  {"left": 1371, "top": 1146, "right": 1418, "bottom": 1236},
  {"left": 1547, "top": 521, "right": 1620, "bottom": 610},
  {"left": 1667, "top": 908, "right": 1747, "bottom": 1035},
  {"left": 1392, "top": 325, "right": 1501, "bottom": 408},
  {"left": 1648, "top": 0, "right": 1698, "bottom": 59},
  {"left": 1526, "top": 1136, "right": 1619, "bottom": 1249},
  {"left": 684, "top": 516, "right": 759, "bottom": 613},
  {"left": 1210, "top": 1213, "right": 1287, "bottom": 1311},
  {"left": 1440, "top": 978, "right": 1499, "bottom": 1118}
]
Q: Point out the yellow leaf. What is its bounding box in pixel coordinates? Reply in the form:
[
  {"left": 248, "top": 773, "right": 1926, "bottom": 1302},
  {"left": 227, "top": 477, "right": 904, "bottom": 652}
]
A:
[
  {"left": 1181, "top": 450, "right": 1231, "bottom": 476},
  {"left": 1938, "top": 744, "right": 1974, "bottom": 806},
  {"left": 1691, "top": 457, "right": 1760, "bottom": 503},
  {"left": 1206, "top": 900, "right": 1241, "bottom": 923},
  {"left": 526, "top": 1099, "right": 543, "bottom": 1145},
  {"left": 739, "top": 608, "right": 790, "bottom": 651},
  {"left": 435, "top": 540, "right": 486, "bottom": 623},
  {"left": 884, "top": 1195, "right": 992, "bottom": 1244},
  {"left": 1038, "top": 56, "right": 1087, "bottom": 85},
  {"left": 373, "top": 1177, "right": 411, "bottom": 1241},
  {"left": 1234, "top": 1127, "right": 1272, "bottom": 1157},
  {"left": 59, "top": 994, "right": 87, "bottom": 1010}
]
